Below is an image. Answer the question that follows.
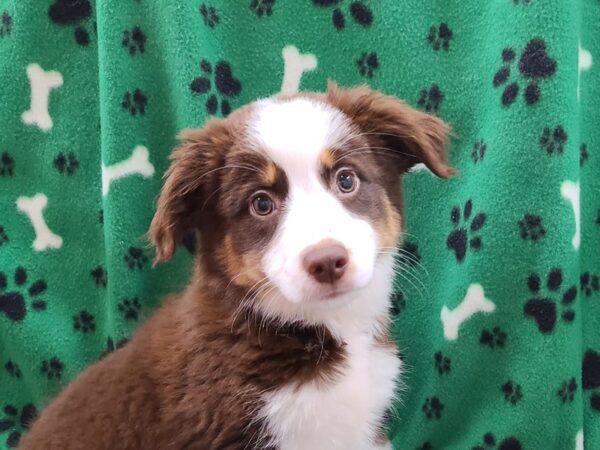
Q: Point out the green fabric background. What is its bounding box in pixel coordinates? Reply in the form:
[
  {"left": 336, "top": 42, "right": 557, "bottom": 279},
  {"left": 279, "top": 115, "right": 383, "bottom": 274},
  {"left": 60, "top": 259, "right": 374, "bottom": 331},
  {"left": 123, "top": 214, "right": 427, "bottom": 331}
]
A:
[{"left": 0, "top": 1, "right": 598, "bottom": 449}]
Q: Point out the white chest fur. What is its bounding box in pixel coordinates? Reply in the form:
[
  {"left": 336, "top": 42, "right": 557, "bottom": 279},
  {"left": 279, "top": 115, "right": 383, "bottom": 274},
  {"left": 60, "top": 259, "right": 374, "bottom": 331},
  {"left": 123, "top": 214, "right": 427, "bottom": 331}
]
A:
[{"left": 261, "top": 333, "right": 401, "bottom": 450}]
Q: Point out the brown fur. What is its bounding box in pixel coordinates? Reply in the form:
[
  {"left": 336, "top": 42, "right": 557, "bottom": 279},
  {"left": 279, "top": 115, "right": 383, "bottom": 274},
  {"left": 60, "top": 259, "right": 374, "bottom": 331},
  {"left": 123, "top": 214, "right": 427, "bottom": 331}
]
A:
[{"left": 19, "top": 84, "right": 453, "bottom": 450}]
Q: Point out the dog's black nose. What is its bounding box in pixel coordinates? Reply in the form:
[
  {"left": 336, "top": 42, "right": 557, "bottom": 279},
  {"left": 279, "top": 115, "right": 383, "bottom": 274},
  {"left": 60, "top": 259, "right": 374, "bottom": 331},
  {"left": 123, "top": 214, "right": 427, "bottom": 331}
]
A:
[{"left": 303, "top": 241, "right": 348, "bottom": 284}]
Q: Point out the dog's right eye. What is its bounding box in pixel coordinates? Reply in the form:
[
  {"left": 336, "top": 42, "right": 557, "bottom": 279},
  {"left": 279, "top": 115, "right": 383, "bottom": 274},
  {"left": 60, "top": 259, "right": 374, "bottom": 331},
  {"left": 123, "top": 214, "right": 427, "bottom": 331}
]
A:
[{"left": 250, "top": 193, "right": 274, "bottom": 216}]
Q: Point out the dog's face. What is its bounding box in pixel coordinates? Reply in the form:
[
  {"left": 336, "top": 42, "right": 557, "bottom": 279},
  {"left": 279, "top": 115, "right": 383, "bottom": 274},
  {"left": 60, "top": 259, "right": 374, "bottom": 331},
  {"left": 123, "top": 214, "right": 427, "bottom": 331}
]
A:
[{"left": 151, "top": 83, "right": 453, "bottom": 325}]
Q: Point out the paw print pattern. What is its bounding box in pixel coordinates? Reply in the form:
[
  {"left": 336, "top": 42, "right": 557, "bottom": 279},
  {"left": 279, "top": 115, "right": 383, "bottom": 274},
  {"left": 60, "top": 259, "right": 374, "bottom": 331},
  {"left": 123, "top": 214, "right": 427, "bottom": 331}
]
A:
[
  {"left": 91, "top": 266, "right": 107, "bottom": 287},
  {"left": 190, "top": 59, "right": 242, "bottom": 116},
  {"left": 124, "top": 247, "right": 148, "bottom": 270},
  {"left": 390, "top": 291, "right": 406, "bottom": 316},
  {"left": 0, "top": 226, "right": 8, "bottom": 246},
  {"left": 356, "top": 52, "right": 379, "bottom": 78},
  {"left": 583, "top": 349, "right": 600, "bottom": 412},
  {"left": 250, "top": 0, "right": 275, "bottom": 17},
  {"left": 48, "top": 0, "right": 92, "bottom": 46},
  {"left": 200, "top": 4, "right": 219, "bottom": 27},
  {"left": 524, "top": 268, "right": 577, "bottom": 334},
  {"left": 422, "top": 396, "right": 444, "bottom": 420},
  {"left": 0, "top": 11, "right": 12, "bottom": 37},
  {"left": 118, "top": 298, "right": 141, "bottom": 321},
  {"left": 41, "top": 357, "right": 64, "bottom": 380},
  {"left": 73, "top": 310, "right": 95, "bottom": 333},
  {"left": 580, "top": 272, "right": 599, "bottom": 297},
  {"left": 493, "top": 38, "right": 557, "bottom": 107},
  {"left": 0, "top": 267, "right": 47, "bottom": 322},
  {"left": 518, "top": 214, "right": 546, "bottom": 241},
  {"left": 513, "top": 0, "right": 531, "bottom": 3},
  {"left": 426, "top": 23, "right": 453, "bottom": 51},
  {"left": 502, "top": 381, "right": 523, "bottom": 405},
  {"left": 417, "top": 443, "right": 433, "bottom": 450},
  {"left": 471, "top": 139, "right": 487, "bottom": 163},
  {"left": 434, "top": 351, "right": 451, "bottom": 375},
  {"left": 0, "top": 152, "right": 14, "bottom": 177},
  {"left": 472, "top": 433, "right": 523, "bottom": 450},
  {"left": 122, "top": 26, "right": 146, "bottom": 54},
  {"left": 539, "top": 125, "right": 567, "bottom": 154},
  {"left": 558, "top": 377, "right": 577, "bottom": 403},
  {"left": 122, "top": 89, "right": 147, "bottom": 115},
  {"left": 4, "top": 361, "right": 21, "bottom": 379},
  {"left": 580, "top": 144, "right": 589, "bottom": 166},
  {"left": 53, "top": 152, "right": 79, "bottom": 175},
  {"left": 597, "top": 210, "right": 600, "bottom": 227},
  {"left": 447, "top": 200, "right": 487, "bottom": 262},
  {"left": 98, "top": 209, "right": 104, "bottom": 225},
  {"left": 480, "top": 327, "right": 507, "bottom": 349},
  {"left": 417, "top": 85, "right": 444, "bottom": 112},
  {"left": 312, "top": 0, "right": 373, "bottom": 30},
  {"left": 0, "top": 404, "right": 37, "bottom": 448}
]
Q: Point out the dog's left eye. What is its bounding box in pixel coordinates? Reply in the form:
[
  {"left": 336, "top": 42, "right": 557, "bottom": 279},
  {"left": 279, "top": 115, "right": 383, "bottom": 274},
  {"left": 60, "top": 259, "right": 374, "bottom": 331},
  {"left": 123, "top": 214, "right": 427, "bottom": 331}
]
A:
[
  {"left": 250, "top": 193, "right": 274, "bottom": 216},
  {"left": 336, "top": 170, "right": 358, "bottom": 193}
]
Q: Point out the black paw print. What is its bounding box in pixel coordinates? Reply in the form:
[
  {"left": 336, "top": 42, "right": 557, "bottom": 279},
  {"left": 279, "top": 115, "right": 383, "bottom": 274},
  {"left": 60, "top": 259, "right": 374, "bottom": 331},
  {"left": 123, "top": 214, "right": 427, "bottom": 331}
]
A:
[
  {"left": 356, "top": 52, "right": 379, "bottom": 78},
  {"left": 493, "top": 38, "right": 557, "bottom": 107},
  {"left": 422, "top": 396, "right": 444, "bottom": 419},
  {"left": 513, "top": 0, "right": 531, "bottom": 3},
  {"left": 539, "top": 125, "right": 567, "bottom": 154},
  {"left": 597, "top": 209, "right": 600, "bottom": 227},
  {"left": 480, "top": 327, "right": 507, "bottom": 349},
  {"left": 524, "top": 268, "right": 577, "bottom": 334},
  {"left": 434, "top": 351, "right": 451, "bottom": 375},
  {"left": 583, "top": 349, "right": 600, "bottom": 412},
  {"left": 0, "top": 11, "right": 12, "bottom": 37},
  {"left": 124, "top": 247, "right": 148, "bottom": 270},
  {"left": 558, "top": 377, "right": 577, "bottom": 403},
  {"left": 0, "top": 404, "right": 37, "bottom": 448},
  {"left": 41, "top": 357, "right": 64, "bottom": 380},
  {"left": 397, "top": 241, "right": 421, "bottom": 267},
  {"left": 4, "top": 361, "right": 21, "bottom": 379},
  {"left": 98, "top": 209, "right": 104, "bottom": 225},
  {"left": 190, "top": 59, "right": 242, "bottom": 116},
  {"left": 122, "top": 26, "right": 146, "bottom": 54},
  {"left": 416, "top": 443, "right": 433, "bottom": 450},
  {"left": 250, "top": 0, "right": 275, "bottom": 17},
  {"left": 118, "top": 298, "right": 141, "bottom": 321},
  {"left": 447, "top": 200, "right": 487, "bottom": 262},
  {"left": 472, "top": 433, "right": 522, "bottom": 450},
  {"left": 200, "top": 4, "right": 219, "bottom": 27},
  {"left": 91, "top": 266, "right": 107, "bottom": 287},
  {"left": 581, "top": 272, "right": 599, "bottom": 297},
  {"left": 73, "top": 310, "right": 95, "bottom": 333},
  {"left": 580, "top": 144, "right": 588, "bottom": 166},
  {"left": 122, "top": 89, "right": 147, "bottom": 115},
  {"left": 417, "top": 85, "right": 444, "bottom": 113},
  {"left": 471, "top": 139, "right": 487, "bottom": 163},
  {"left": 48, "top": 0, "right": 92, "bottom": 46},
  {"left": 390, "top": 291, "right": 406, "bottom": 316},
  {"left": 0, "top": 226, "right": 8, "bottom": 246},
  {"left": 0, "top": 267, "right": 47, "bottom": 322},
  {"left": 0, "top": 152, "right": 14, "bottom": 177},
  {"left": 312, "top": 0, "right": 373, "bottom": 30},
  {"left": 426, "top": 23, "right": 453, "bottom": 51},
  {"left": 518, "top": 213, "right": 545, "bottom": 241},
  {"left": 100, "top": 337, "right": 129, "bottom": 359},
  {"left": 501, "top": 381, "right": 523, "bottom": 405},
  {"left": 53, "top": 152, "right": 79, "bottom": 175}
]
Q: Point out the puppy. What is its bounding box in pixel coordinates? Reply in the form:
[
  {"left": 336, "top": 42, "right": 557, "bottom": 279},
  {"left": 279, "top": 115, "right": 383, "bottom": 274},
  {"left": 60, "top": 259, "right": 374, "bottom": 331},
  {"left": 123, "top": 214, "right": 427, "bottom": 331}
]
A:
[{"left": 19, "top": 83, "right": 454, "bottom": 450}]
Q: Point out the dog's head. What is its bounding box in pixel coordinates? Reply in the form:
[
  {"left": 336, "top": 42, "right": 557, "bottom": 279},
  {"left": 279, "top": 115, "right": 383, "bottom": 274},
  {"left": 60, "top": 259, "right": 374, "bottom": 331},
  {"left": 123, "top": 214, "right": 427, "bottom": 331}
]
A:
[{"left": 151, "top": 83, "right": 454, "bottom": 328}]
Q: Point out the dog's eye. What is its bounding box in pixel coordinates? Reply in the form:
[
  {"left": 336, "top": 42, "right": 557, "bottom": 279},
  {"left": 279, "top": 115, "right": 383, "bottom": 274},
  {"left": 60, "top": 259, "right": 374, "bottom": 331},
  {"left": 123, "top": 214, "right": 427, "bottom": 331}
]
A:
[
  {"left": 336, "top": 170, "right": 358, "bottom": 193},
  {"left": 251, "top": 193, "right": 274, "bottom": 216}
]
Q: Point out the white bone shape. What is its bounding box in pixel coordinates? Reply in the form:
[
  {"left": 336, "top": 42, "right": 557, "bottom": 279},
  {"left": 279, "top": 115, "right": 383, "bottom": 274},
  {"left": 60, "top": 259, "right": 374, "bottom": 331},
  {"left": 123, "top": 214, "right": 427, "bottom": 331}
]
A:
[
  {"left": 16, "top": 194, "right": 63, "bottom": 251},
  {"left": 575, "top": 430, "right": 584, "bottom": 450},
  {"left": 279, "top": 46, "right": 317, "bottom": 95},
  {"left": 561, "top": 180, "right": 580, "bottom": 250},
  {"left": 441, "top": 283, "right": 495, "bottom": 341},
  {"left": 21, "top": 63, "right": 64, "bottom": 132},
  {"left": 102, "top": 146, "right": 155, "bottom": 196}
]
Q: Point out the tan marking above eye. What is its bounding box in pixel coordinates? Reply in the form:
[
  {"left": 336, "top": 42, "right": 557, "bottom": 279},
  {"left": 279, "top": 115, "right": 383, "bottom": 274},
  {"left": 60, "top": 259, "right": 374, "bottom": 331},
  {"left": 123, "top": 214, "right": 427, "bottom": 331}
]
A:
[
  {"left": 262, "top": 163, "right": 278, "bottom": 186},
  {"left": 319, "top": 148, "right": 335, "bottom": 170}
]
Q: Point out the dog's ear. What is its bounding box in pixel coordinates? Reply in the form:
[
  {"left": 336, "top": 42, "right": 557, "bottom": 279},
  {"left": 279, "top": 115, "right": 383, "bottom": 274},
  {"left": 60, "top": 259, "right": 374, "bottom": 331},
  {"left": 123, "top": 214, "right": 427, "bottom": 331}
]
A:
[
  {"left": 150, "top": 119, "right": 231, "bottom": 263},
  {"left": 326, "top": 81, "right": 456, "bottom": 178}
]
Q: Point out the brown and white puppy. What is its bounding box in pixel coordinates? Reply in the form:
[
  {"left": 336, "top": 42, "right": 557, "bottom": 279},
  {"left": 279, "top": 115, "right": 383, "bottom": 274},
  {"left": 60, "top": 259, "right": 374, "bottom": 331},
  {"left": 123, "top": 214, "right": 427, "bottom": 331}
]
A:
[{"left": 19, "top": 83, "right": 454, "bottom": 450}]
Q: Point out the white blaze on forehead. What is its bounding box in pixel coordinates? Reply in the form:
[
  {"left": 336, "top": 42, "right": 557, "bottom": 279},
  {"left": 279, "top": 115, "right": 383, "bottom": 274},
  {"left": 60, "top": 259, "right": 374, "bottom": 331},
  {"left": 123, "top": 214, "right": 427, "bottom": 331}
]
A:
[{"left": 250, "top": 98, "right": 350, "bottom": 177}]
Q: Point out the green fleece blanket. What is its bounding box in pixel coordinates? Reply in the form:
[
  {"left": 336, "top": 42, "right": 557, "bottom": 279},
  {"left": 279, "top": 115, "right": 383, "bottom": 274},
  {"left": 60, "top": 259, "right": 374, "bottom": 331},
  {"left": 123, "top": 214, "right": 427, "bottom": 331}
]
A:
[{"left": 0, "top": 1, "right": 599, "bottom": 449}]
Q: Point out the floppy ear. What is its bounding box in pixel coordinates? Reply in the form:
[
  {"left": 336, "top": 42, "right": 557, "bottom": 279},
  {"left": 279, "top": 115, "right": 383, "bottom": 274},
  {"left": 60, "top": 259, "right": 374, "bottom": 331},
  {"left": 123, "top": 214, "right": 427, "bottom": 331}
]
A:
[
  {"left": 150, "top": 119, "right": 231, "bottom": 263},
  {"left": 326, "top": 81, "right": 456, "bottom": 178}
]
